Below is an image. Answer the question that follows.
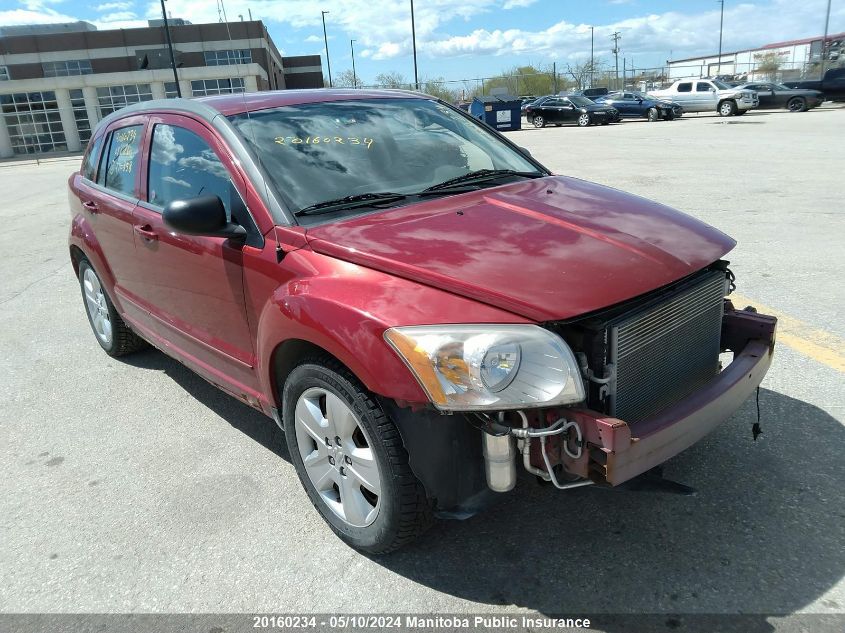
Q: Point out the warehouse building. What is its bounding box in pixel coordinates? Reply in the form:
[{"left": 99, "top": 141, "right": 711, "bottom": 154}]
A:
[
  {"left": 0, "top": 20, "right": 323, "bottom": 157},
  {"left": 667, "top": 32, "right": 844, "bottom": 81}
]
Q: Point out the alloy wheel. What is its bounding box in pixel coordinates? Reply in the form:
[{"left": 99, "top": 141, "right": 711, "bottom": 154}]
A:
[
  {"left": 533, "top": 115, "right": 545, "bottom": 128},
  {"left": 82, "top": 267, "right": 112, "bottom": 346},
  {"left": 578, "top": 113, "right": 590, "bottom": 126},
  {"left": 294, "top": 387, "right": 381, "bottom": 528},
  {"left": 787, "top": 97, "right": 805, "bottom": 112}
]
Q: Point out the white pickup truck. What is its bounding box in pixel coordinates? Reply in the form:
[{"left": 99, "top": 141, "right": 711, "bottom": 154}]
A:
[{"left": 650, "top": 79, "right": 758, "bottom": 116}]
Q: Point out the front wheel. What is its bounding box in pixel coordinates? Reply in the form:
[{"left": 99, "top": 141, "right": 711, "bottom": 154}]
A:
[
  {"left": 282, "top": 360, "right": 433, "bottom": 553},
  {"left": 577, "top": 113, "right": 590, "bottom": 127},
  {"left": 647, "top": 107, "right": 659, "bottom": 122},
  {"left": 787, "top": 97, "right": 807, "bottom": 112},
  {"left": 718, "top": 100, "right": 737, "bottom": 117},
  {"left": 532, "top": 115, "right": 545, "bottom": 128}
]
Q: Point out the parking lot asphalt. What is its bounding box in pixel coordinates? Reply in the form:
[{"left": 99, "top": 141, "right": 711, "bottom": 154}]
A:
[{"left": 0, "top": 107, "right": 843, "bottom": 630}]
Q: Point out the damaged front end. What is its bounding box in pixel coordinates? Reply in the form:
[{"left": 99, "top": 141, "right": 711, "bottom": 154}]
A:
[{"left": 477, "top": 270, "right": 777, "bottom": 493}]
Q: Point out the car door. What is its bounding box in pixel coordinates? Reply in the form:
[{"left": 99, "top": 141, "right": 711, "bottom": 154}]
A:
[
  {"left": 622, "top": 93, "right": 640, "bottom": 117},
  {"left": 75, "top": 117, "right": 149, "bottom": 325},
  {"left": 750, "top": 83, "right": 777, "bottom": 108},
  {"left": 695, "top": 81, "right": 718, "bottom": 110},
  {"left": 557, "top": 98, "right": 578, "bottom": 122},
  {"left": 537, "top": 98, "right": 559, "bottom": 123},
  {"left": 128, "top": 114, "right": 260, "bottom": 395}
]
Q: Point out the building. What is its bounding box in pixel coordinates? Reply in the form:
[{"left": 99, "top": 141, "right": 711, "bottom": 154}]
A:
[
  {"left": 667, "top": 32, "right": 844, "bottom": 81},
  {"left": 0, "top": 20, "right": 323, "bottom": 157}
]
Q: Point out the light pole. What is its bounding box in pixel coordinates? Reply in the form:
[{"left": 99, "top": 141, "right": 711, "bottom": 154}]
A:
[
  {"left": 717, "top": 0, "right": 725, "bottom": 77},
  {"left": 159, "top": 0, "right": 181, "bottom": 97},
  {"left": 410, "top": 0, "right": 419, "bottom": 90},
  {"left": 820, "top": 0, "right": 832, "bottom": 79},
  {"left": 611, "top": 31, "right": 621, "bottom": 91},
  {"left": 350, "top": 39, "right": 357, "bottom": 88},
  {"left": 590, "top": 26, "right": 594, "bottom": 88},
  {"left": 321, "top": 10, "right": 332, "bottom": 88}
]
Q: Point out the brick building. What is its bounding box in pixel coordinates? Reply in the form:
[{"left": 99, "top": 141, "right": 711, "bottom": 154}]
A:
[{"left": 0, "top": 19, "right": 323, "bottom": 157}]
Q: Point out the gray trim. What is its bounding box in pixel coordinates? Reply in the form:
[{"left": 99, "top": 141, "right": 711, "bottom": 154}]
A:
[{"left": 94, "top": 97, "right": 295, "bottom": 226}]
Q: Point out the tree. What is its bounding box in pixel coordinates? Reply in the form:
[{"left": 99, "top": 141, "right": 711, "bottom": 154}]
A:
[
  {"left": 565, "top": 58, "right": 605, "bottom": 90},
  {"left": 334, "top": 69, "right": 362, "bottom": 88},
  {"left": 374, "top": 72, "right": 409, "bottom": 89},
  {"left": 419, "top": 77, "right": 460, "bottom": 103},
  {"left": 756, "top": 52, "right": 782, "bottom": 80}
]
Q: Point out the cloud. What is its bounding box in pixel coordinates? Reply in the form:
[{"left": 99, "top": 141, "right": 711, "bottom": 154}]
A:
[
  {"left": 0, "top": 7, "right": 77, "bottom": 25},
  {"left": 94, "top": 1, "right": 133, "bottom": 10},
  {"left": 502, "top": 0, "right": 538, "bottom": 8},
  {"left": 99, "top": 10, "right": 136, "bottom": 22}
]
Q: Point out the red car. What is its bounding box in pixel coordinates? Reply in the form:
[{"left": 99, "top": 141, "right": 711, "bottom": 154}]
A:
[{"left": 68, "top": 89, "right": 777, "bottom": 553}]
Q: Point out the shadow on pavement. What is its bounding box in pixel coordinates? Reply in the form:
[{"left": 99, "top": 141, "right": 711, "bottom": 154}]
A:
[
  {"left": 121, "top": 348, "right": 290, "bottom": 462},
  {"left": 370, "top": 388, "right": 844, "bottom": 630},
  {"left": 118, "top": 349, "right": 844, "bottom": 631}
]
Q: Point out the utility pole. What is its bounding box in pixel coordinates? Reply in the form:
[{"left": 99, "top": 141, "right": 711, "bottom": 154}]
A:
[
  {"left": 350, "top": 39, "right": 357, "bottom": 88},
  {"left": 321, "top": 10, "right": 332, "bottom": 87},
  {"left": 623, "top": 57, "right": 626, "bottom": 90},
  {"left": 717, "top": 0, "right": 725, "bottom": 77},
  {"left": 611, "top": 31, "right": 621, "bottom": 91},
  {"left": 410, "top": 0, "right": 419, "bottom": 90},
  {"left": 590, "top": 26, "right": 594, "bottom": 88},
  {"left": 552, "top": 61, "right": 557, "bottom": 93},
  {"left": 820, "top": 0, "right": 832, "bottom": 79},
  {"left": 159, "top": 0, "right": 181, "bottom": 97}
]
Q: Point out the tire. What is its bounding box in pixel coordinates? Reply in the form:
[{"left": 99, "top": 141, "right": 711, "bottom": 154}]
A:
[
  {"left": 787, "top": 97, "right": 807, "bottom": 112},
  {"left": 647, "top": 107, "right": 659, "bottom": 122},
  {"left": 532, "top": 115, "right": 545, "bottom": 128},
  {"left": 78, "top": 259, "right": 146, "bottom": 357},
  {"left": 734, "top": 110, "right": 747, "bottom": 115},
  {"left": 600, "top": 121, "right": 609, "bottom": 125},
  {"left": 664, "top": 110, "right": 675, "bottom": 121},
  {"left": 577, "top": 113, "right": 590, "bottom": 127},
  {"left": 718, "top": 100, "right": 737, "bottom": 117},
  {"left": 282, "top": 359, "right": 433, "bottom": 554}
]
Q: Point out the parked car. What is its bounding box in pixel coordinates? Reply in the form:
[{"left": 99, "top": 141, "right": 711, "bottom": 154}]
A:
[
  {"left": 650, "top": 78, "right": 759, "bottom": 116},
  {"left": 69, "top": 90, "right": 776, "bottom": 553},
  {"left": 593, "top": 91, "right": 679, "bottom": 121},
  {"left": 733, "top": 82, "right": 824, "bottom": 112},
  {"left": 524, "top": 94, "right": 620, "bottom": 127},
  {"left": 782, "top": 68, "right": 845, "bottom": 102}
]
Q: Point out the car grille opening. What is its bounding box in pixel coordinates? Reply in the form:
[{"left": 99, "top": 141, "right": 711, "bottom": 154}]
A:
[{"left": 607, "top": 270, "right": 726, "bottom": 424}]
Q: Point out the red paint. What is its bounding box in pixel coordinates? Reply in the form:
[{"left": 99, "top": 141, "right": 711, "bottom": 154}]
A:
[{"left": 68, "top": 91, "right": 738, "bottom": 416}]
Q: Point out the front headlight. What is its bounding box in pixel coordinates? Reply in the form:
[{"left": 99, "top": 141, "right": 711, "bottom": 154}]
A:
[{"left": 384, "top": 325, "right": 585, "bottom": 411}]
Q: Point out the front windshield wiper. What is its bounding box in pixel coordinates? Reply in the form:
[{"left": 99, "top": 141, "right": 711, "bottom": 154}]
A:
[
  {"left": 421, "top": 169, "right": 544, "bottom": 193},
  {"left": 295, "top": 192, "right": 407, "bottom": 217}
]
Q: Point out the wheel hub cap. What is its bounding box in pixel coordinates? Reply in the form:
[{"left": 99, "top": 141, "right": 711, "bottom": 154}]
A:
[
  {"left": 83, "top": 268, "right": 112, "bottom": 346},
  {"left": 294, "top": 387, "right": 381, "bottom": 528}
]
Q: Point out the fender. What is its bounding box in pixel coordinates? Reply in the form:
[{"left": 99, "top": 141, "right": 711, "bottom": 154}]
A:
[
  {"left": 253, "top": 248, "right": 531, "bottom": 409},
  {"left": 69, "top": 213, "right": 123, "bottom": 310}
]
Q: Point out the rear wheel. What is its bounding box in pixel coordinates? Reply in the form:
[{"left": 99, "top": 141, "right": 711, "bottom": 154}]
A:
[
  {"left": 78, "top": 259, "right": 146, "bottom": 357},
  {"left": 787, "top": 97, "right": 807, "bottom": 112},
  {"left": 577, "top": 113, "right": 590, "bottom": 127},
  {"left": 282, "top": 360, "right": 433, "bottom": 553},
  {"left": 647, "top": 107, "right": 659, "bottom": 122},
  {"left": 718, "top": 100, "right": 737, "bottom": 117},
  {"left": 532, "top": 115, "right": 545, "bottom": 128}
]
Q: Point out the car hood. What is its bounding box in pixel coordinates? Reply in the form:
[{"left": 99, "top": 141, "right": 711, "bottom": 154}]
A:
[{"left": 304, "top": 176, "right": 735, "bottom": 322}]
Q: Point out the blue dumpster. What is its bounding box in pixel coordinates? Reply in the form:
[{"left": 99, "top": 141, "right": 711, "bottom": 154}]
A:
[{"left": 469, "top": 94, "right": 522, "bottom": 132}]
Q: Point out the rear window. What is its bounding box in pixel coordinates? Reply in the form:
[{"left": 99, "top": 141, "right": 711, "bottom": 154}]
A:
[
  {"left": 81, "top": 135, "right": 104, "bottom": 181},
  {"left": 677, "top": 82, "right": 692, "bottom": 92},
  {"left": 101, "top": 125, "right": 143, "bottom": 197},
  {"left": 696, "top": 82, "right": 713, "bottom": 92}
]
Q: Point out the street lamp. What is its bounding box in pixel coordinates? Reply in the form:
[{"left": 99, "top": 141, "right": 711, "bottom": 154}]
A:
[
  {"left": 410, "top": 0, "right": 419, "bottom": 90},
  {"left": 350, "top": 39, "right": 357, "bottom": 88},
  {"left": 717, "top": 0, "right": 725, "bottom": 77},
  {"left": 590, "top": 26, "right": 594, "bottom": 88},
  {"left": 321, "top": 10, "right": 332, "bottom": 88}
]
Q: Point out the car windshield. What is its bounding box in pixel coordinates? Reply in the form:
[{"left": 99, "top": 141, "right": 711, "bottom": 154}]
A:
[
  {"left": 229, "top": 98, "right": 540, "bottom": 221},
  {"left": 567, "top": 95, "right": 595, "bottom": 107}
]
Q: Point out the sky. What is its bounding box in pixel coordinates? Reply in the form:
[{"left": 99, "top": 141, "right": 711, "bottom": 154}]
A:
[{"left": 1, "top": 0, "right": 843, "bottom": 84}]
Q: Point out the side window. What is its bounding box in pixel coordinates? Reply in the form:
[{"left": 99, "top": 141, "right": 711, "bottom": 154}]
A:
[
  {"left": 147, "top": 123, "right": 236, "bottom": 220},
  {"left": 81, "top": 134, "right": 104, "bottom": 181},
  {"left": 102, "top": 125, "right": 143, "bottom": 196},
  {"left": 677, "top": 82, "right": 692, "bottom": 92},
  {"left": 696, "top": 82, "right": 713, "bottom": 92}
]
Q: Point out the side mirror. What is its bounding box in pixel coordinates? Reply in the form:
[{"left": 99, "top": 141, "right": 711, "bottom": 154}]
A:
[{"left": 163, "top": 195, "right": 246, "bottom": 240}]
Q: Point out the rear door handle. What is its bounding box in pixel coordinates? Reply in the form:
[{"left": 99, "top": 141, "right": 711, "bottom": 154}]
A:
[
  {"left": 82, "top": 200, "right": 99, "bottom": 214},
  {"left": 134, "top": 224, "right": 158, "bottom": 241}
]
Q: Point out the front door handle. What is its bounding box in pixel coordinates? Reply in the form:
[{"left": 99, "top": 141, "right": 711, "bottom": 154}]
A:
[
  {"left": 134, "top": 224, "right": 158, "bottom": 241},
  {"left": 82, "top": 200, "right": 99, "bottom": 214}
]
